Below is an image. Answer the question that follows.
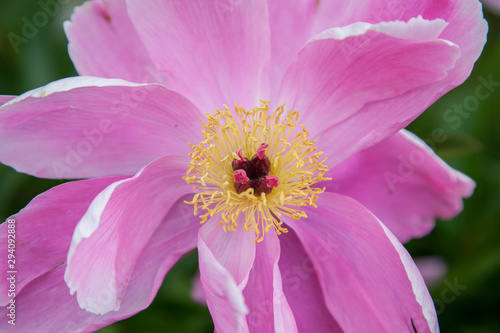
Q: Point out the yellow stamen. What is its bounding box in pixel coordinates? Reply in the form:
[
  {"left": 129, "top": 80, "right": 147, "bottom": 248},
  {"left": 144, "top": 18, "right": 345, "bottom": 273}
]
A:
[{"left": 184, "top": 100, "right": 330, "bottom": 242}]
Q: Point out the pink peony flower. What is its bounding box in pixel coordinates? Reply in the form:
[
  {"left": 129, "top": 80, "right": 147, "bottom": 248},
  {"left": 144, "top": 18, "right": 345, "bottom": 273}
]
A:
[{"left": 0, "top": 0, "right": 487, "bottom": 332}]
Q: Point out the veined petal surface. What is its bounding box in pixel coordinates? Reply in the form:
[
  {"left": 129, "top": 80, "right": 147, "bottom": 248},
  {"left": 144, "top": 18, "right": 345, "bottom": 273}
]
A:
[
  {"left": 324, "top": 130, "right": 475, "bottom": 243},
  {"left": 0, "top": 77, "right": 202, "bottom": 179},
  {"left": 65, "top": 0, "right": 166, "bottom": 84},
  {"left": 65, "top": 155, "right": 194, "bottom": 314},
  {"left": 285, "top": 192, "right": 439, "bottom": 333},
  {"left": 0, "top": 194, "right": 200, "bottom": 332},
  {"left": 126, "top": 0, "right": 271, "bottom": 111}
]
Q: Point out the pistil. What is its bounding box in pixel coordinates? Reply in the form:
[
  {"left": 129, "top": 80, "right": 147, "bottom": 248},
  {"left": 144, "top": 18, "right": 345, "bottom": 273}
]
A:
[{"left": 232, "top": 143, "right": 275, "bottom": 196}]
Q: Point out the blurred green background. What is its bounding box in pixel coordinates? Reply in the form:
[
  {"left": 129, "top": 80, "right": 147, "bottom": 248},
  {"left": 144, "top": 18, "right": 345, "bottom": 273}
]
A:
[{"left": 0, "top": 1, "right": 499, "bottom": 332}]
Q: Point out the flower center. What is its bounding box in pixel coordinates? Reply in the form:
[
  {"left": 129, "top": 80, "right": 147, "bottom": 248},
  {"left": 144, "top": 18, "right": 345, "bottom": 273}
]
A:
[
  {"left": 232, "top": 144, "right": 279, "bottom": 196},
  {"left": 184, "top": 101, "right": 330, "bottom": 242}
]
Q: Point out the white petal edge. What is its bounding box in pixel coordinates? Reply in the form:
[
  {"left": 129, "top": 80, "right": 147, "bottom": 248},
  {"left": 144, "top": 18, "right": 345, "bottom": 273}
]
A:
[
  {"left": 379, "top": 221, "right": 440, "bottom": 333},
  {"left": 65, "top": 164, "right": 149, "bottom": 270},
  {"left": 311, "top": 16, "right": 453, "bottom": 45},
  {"left": 3, "top": 76, "right": 148, "bottom": 107},
  {"left": 198, "top": 237, "right": 249, "bottom": 331}
]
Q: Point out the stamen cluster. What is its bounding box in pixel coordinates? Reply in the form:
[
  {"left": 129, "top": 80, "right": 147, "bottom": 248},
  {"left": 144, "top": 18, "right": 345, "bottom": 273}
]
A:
[{"left": 184, "top": 101, "right": 330, "bottom": 242}]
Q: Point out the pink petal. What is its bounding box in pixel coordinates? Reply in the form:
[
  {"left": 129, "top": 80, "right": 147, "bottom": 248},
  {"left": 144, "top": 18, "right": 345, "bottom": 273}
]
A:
[
  {"left": 279, "top": 229, "right": 342, "bottom": 333},
  {"left": 64, "top": 155, "right": 194, "bottom": 314},
  {"left": 243, "top": 231, "right": 298, "bottom": 333},
  {"left": 0, "top": 195, "right": 200, "bottom": 332},
  {"left": 267, "top": 0, "right": 316, "bottom": 95},
  {"left": 0, "top": 96, "right": 15, "bottom": 105},
  {"left": 313, "top": 0, "right": 488, "bottom": 121},
  {"left": 0, "top": 77, "right": 202, "bottom": 179},
  {"left": 314, "top": 0, "right": 487, "bottom": 49},
  {"left": 65, "top": 0, "right": 166, "bottom": 84},
  {"left": 126, "top": 0, "right": 271, "bottom": 111},
  {"left": 0, "top": 176, "right": 124, "bottom": 306},
  {"left": 199, "top": 215, "right": 256, "bottom": 287},
  {"left": 285, "top": 192, "right": 439, "bottom": 333},
  {"left": 323, "top": 130, "right": 475, "bottom": 243},
  {"left": 311, "top": 0, "right": 350, "bottom": 33},
  {"left": 279, "top": 17, "right": 463, "bottom": 167},
  {"left": 427, "top": 0, "right": 488, "bottom": 87},
  {"left": 198, "top": 225, "right": 250, "bottom": 333}
]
